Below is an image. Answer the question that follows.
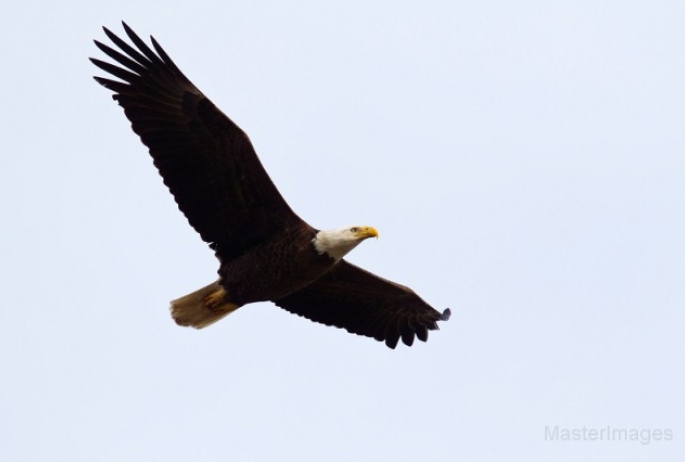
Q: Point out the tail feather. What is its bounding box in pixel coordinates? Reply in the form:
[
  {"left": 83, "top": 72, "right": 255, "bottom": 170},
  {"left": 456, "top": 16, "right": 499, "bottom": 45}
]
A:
[{"left": 170, "top": 280, "right": 239, "bottom": 329}]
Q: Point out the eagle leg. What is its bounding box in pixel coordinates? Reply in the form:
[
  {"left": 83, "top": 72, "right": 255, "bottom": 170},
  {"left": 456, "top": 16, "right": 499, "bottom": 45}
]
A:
[{"left": 204, "top": 286, "right": 229, "bottom": 310}]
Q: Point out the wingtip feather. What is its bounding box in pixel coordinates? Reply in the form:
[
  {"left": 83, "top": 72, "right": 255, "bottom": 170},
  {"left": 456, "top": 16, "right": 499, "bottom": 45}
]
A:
[{"left": 441, "top": 308, "right": 451, "bottom": 321}]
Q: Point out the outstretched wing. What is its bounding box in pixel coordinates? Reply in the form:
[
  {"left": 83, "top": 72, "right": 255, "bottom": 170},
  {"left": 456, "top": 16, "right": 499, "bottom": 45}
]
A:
[
  {"left": 91, "top": 22, "right": 304, "bottom": 261},
  {"left": 274, "top": 261, "right": 451, "bottom": 348}
]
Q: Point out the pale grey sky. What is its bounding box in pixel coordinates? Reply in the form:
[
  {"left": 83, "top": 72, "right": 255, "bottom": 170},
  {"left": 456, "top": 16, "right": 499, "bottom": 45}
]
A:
[{"left": 1, "top": 1, "right": 683, "bottom": 461}]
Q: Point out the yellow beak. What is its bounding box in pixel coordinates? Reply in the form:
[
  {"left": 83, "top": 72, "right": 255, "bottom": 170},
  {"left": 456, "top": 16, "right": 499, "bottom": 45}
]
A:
[{"left": 357, "top": 226, "right": 379, "bottom": 239}]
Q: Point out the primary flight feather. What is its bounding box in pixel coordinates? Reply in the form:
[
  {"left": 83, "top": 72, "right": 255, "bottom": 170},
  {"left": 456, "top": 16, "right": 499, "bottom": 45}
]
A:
[{"left": 91, "top": 22, "right": 450, "bottom": 348}]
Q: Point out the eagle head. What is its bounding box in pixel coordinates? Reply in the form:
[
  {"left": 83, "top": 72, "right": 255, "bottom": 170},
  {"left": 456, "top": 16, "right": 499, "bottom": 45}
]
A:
[{"left": 313, "top": 226, "right": 379, "bottom": 260}]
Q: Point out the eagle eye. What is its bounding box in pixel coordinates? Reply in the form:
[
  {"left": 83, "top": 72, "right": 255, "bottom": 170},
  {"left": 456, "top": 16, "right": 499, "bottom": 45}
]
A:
[{"left": 350, "top": 227, "right": 359, "bottom": 233}]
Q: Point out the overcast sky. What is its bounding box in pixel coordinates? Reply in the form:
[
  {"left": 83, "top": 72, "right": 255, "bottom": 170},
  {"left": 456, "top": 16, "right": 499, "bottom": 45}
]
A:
[{"left": 1, "top": 1, "right": 683, "bottom": 461}]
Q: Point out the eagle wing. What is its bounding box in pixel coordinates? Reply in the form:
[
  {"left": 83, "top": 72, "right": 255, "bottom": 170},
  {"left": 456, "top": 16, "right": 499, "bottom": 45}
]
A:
[
  {"left": 91, "top": 23, "right": 304, "bottom": 261},
  {"left": 274, "top": 261, "right": 451, "bottom": 348}
]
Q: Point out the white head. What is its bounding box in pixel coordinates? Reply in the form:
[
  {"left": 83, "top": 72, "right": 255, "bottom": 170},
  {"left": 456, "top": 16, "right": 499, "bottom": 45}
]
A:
[{"left": 313, "top": 226, "right": 379, "bottom": 261}]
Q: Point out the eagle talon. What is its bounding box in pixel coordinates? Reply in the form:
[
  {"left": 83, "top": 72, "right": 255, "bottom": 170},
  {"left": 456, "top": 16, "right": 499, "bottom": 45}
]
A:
[{"left": 203, "top": 287, "right": 228, "bottom": 310}]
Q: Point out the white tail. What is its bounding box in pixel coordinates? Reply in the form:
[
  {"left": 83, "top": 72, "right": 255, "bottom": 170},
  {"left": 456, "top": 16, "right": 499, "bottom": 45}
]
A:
[{"left": 170, "top": 280, "right": 240, "bottom": 329}]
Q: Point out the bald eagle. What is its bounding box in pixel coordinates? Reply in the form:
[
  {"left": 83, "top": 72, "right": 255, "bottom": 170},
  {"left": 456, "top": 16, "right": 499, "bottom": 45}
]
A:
[{"left": 91, "top": 23, "right": 450, "bottom": 348}]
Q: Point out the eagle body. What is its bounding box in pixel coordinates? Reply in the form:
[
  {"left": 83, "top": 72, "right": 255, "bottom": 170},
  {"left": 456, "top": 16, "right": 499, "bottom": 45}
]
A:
[
  {"left": 92, "top": 23, "right": 451, "bottom": 348},
  {"left": 217, "top": 225, "right": 330, "bottom": 305}
]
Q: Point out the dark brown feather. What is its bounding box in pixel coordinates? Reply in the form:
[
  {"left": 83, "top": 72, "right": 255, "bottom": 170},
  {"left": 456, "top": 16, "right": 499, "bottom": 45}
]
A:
[
  {"left": 91, "top": 22, "right": 303, "bottom": 260},
  {"left": 274, "top": 261, "right": 451, "bottom": 348}
]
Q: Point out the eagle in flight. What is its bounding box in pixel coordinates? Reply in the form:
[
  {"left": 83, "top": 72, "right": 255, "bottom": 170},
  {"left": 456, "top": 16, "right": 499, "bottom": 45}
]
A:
[{"left": 91, "top": 22, "right": 450, "bottom": 348}]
